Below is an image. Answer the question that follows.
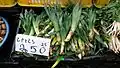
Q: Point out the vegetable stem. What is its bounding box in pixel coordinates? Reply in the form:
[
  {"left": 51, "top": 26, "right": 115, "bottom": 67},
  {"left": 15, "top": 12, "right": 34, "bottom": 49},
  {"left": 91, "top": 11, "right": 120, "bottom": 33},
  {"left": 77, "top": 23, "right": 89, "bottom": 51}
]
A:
[{"left": 65, "top": 4, "right": 82, "bottom": 42}]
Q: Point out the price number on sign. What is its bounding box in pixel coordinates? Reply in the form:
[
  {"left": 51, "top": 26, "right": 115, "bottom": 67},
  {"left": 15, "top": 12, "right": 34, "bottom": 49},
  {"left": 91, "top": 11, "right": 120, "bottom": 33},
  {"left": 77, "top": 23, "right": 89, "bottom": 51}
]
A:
[
  {"left": 19, "top": 44, "right": 28, "bottom": 53},
  {"left": 30, "top": 43, "right": 46, "bottom": 54}
]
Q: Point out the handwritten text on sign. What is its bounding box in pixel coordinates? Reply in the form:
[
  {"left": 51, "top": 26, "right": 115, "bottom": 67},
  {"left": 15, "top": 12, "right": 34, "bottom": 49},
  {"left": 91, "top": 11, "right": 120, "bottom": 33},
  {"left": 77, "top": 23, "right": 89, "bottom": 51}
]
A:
[{"left": 15, "top": 34, "right": 51, "bottom": 56}]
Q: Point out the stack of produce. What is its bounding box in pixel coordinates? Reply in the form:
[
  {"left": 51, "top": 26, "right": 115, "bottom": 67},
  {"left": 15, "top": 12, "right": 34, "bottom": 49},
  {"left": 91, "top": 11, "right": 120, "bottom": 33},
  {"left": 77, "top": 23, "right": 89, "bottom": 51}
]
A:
[
  {"left": 0, "top": 18, "right": 6, "bottom": 42},
  {"left": 0, "top": 19, "right": 6, "bottom": 42},
  {"left": 0, "top": 17, "right": 9, "bottom": 48},
  {"left": 17, "top": 0, "right": 120, "bottom": 67}
]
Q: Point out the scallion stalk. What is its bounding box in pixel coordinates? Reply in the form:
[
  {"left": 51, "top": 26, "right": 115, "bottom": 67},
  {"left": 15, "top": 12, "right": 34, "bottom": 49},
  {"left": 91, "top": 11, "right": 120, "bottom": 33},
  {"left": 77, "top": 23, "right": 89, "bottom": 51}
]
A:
[{"left": 65, "top": 4, "right": 82, "bottom": 42}]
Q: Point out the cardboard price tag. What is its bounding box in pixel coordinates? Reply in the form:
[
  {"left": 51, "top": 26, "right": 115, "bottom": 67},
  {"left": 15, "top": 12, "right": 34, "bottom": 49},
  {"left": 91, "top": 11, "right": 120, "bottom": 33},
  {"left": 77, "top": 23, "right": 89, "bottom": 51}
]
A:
[{"left": 15, "top": 34, "right": 51, "bottom": 56}]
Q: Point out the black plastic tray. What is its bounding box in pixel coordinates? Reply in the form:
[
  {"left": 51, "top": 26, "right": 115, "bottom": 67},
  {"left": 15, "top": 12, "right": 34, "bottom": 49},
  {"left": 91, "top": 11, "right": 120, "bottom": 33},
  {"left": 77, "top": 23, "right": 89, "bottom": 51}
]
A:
[{"left": 10, "top": 6, "right": 120, "bottom": 62}]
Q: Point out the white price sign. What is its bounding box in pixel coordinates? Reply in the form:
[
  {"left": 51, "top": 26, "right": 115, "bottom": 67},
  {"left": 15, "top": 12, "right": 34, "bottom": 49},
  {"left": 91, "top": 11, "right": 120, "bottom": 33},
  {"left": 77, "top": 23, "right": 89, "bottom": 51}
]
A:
[{"left": 15, "top": 34, "right": 51, "bottom": 56}]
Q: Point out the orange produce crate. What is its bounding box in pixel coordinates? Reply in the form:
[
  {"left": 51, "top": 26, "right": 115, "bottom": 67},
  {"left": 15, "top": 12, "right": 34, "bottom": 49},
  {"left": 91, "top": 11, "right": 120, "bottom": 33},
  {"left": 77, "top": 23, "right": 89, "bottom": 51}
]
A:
[
  {"left": 93, "top": 0, "right": 110, "bottom": 8},
  {"left": 0, "top": 0, "right": 16, "bottom": 7},
  {"left": 17, "top": 0, "right": 110, "bottom": 8},
  {"left": 71, "top": 0, "right": 110, "bottom": 8},
  {"left": 18, "top": 0, "right": 68, "bottom": 7}
]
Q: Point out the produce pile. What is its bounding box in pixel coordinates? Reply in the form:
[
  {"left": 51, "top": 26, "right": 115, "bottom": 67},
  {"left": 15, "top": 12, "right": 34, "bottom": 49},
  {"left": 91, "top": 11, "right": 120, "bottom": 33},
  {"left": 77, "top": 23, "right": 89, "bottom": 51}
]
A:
[
  {"left": 0, "top": 18, "right": 7, "bottom": 43},
  {"left": 17, "top": 0, "right": 120, "bottom": 67}
]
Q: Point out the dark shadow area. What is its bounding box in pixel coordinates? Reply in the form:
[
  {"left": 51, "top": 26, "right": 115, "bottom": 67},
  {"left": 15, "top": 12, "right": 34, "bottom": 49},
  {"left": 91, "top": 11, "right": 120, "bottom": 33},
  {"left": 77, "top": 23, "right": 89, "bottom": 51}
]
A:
[{"left": 0, "top": 6, "right": 20, "bottom": 61}]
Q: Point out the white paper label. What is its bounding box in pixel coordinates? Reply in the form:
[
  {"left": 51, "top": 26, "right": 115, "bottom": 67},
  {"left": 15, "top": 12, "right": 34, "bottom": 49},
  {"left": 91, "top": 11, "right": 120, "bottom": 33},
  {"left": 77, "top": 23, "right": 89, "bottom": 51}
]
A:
[{"left": 15, "top": 34, "right": 51, "bottom": 56}]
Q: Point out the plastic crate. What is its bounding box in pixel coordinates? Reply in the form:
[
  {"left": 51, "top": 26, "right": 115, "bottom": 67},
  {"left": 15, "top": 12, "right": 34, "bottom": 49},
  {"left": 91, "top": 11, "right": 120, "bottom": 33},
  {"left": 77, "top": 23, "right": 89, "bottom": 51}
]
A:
[
  {"left": 10, "top": 7, "right": 120, "bottom": 62},
  {"left": 17, "top": 0, "right": 68, "bottom": 7},
  {"left": 0, "top": 0, "right": 16, "bottom": 7}
]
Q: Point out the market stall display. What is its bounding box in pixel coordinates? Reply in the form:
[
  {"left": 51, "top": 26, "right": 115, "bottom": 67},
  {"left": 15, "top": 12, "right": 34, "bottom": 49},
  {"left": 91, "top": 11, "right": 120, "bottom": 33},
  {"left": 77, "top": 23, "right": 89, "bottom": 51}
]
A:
[
  {"left": 0, "top": 0, "right": 119, "bottom": 68},
  {"left": 10, "top": 0, "right": 120, "bottom": 68}
]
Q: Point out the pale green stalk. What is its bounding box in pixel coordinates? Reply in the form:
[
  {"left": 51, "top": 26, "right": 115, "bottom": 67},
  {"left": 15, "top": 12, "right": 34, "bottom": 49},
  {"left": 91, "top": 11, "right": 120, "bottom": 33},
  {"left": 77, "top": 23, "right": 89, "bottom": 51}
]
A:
[
  {"left": 32, "top": 15, "right": 41, "bottom": 36},
  {"left": 29, "top": 26, "right": 35, "bottom": 36},
  {"left": 44, "top": 5, "right": 61, "bottom": 42},
  {"left": 65, "top": 4, "right": 82, "bottom": 42},
  {"left": 39, "top": 22, "right": 53, "bottom": 35}
]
